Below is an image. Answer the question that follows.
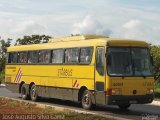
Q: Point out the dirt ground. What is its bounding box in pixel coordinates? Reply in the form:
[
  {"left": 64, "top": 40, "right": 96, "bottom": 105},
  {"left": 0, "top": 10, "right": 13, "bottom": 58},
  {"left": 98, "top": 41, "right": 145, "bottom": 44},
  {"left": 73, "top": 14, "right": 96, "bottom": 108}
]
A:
[{"left": 0, "top": 98, "right": 109, "bottom": 120}]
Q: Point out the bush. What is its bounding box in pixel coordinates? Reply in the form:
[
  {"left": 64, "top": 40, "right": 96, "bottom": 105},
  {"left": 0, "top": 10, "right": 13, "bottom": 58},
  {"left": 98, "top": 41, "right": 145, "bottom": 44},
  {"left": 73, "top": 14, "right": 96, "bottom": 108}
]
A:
[
  {"left": 0, "top": 71, "right": 5, "bottom": 84},
  {"left": 154, "top": 81, "right": 160, "bottom": 99}
]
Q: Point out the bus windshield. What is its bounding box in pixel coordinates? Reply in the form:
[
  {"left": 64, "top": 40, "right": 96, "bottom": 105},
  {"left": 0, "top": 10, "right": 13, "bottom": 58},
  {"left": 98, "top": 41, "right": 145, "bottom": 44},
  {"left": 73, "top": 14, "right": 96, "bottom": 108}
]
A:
[{"left": 107, "top": 47, "right": 153, "bottom": 76}]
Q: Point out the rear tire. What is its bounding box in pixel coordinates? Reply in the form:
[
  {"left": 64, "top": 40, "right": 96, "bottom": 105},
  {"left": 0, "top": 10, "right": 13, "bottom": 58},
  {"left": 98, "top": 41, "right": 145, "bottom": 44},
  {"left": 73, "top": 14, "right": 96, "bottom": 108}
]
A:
[
  {"left": 81, "top": 90, "right": 93, "bottom": 110},
  {"left": 30, "top": 84, "right": 39, "bottom": 101},
  {"left": 21, "top": 84, "right": 29, "bottom": 100},
  {"left": 118, "top": 104, "right": 131, "bottom": 110}
]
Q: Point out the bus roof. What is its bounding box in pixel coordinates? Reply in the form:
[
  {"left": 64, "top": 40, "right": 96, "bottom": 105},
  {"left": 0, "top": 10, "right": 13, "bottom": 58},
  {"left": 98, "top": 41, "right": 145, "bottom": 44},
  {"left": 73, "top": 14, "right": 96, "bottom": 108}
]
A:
[{"left": 7, "top": 35, "right": 149, "bottom": 52}]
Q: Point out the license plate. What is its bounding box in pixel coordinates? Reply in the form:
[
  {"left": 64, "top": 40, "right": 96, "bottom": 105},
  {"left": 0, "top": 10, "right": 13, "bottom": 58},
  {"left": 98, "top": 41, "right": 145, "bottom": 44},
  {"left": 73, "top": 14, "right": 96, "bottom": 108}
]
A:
[{"left": 129, "top": 100, "right": 137, "bottom": 104}]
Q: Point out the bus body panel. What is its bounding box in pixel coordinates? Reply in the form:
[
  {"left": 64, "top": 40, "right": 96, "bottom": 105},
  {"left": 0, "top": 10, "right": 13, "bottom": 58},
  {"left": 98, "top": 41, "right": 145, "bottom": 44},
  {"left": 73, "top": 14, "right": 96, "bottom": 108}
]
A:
[{"left": 5, "top": 64, "right": 95, "bottom": 101}]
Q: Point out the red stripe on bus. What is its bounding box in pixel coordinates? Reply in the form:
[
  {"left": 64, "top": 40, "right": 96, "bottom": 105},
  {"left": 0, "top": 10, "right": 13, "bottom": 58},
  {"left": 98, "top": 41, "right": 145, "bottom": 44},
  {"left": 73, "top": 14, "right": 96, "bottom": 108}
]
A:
[
  {"left": 14, "top": 68, "right": 21, "bottom": 82},
  {"left": 15, "top": 69, "right": 21, "bottom": 82},
  {"left": 16, "top": 70, "right": 22, "bottom": 83},
  {"left": 73, "top": 80, "right": 77, "bottom": 87},
  {"left": 76, "top": 83, "right": 79, "bottom": 88}
]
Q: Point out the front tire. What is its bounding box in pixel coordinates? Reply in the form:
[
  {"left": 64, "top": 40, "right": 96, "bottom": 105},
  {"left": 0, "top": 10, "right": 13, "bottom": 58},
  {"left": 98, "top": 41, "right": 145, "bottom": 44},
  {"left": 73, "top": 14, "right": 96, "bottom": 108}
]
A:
[
  {"left": 30, "top": 84, "right": 39, "bottom": 101},
  {"left": 118, "top": 104, "right": 131, "bottom": 110},
  {"left": 81, "top": 90, "right": 93, "bottom": 110}
]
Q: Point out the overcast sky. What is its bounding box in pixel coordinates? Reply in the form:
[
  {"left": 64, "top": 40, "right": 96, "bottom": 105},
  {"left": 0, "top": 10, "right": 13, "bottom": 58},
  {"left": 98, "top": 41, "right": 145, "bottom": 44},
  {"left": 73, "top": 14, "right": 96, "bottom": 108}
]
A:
[{"left": 0, "top": 0, "right": 160, "bottom": 44}]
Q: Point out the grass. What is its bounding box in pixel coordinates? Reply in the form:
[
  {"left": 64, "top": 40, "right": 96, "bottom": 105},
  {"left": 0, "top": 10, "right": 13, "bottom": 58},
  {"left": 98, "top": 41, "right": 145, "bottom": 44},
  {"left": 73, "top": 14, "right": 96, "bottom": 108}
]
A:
[{"left": 0, "top": 98, "right": 109, "bottom": 120}]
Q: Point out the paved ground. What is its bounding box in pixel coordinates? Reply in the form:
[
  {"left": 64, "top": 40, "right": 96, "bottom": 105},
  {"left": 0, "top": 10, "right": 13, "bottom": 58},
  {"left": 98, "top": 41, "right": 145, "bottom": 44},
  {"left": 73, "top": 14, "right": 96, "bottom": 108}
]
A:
[{"left": 0, "top": 86, "right": 160, "bottom": 120}]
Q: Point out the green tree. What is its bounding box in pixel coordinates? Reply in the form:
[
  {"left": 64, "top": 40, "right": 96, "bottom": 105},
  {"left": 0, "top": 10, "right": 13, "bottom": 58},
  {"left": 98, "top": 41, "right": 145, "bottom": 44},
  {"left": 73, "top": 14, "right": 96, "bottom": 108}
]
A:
[
  {"left": 0, "top": 38, "right": 12, "bottom": 72},
  {"left": 150, "top": 45, "right": 160, "bottom": 81},
  {"left": 15, "top": 35, "right": 51, "bottom": 45}
]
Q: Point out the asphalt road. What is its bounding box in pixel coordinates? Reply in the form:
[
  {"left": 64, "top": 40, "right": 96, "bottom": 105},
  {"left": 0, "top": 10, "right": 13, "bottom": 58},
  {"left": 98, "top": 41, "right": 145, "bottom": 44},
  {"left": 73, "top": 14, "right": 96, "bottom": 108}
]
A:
[{"left": 0, "top": 87, "right": 160, "bottom": 120}]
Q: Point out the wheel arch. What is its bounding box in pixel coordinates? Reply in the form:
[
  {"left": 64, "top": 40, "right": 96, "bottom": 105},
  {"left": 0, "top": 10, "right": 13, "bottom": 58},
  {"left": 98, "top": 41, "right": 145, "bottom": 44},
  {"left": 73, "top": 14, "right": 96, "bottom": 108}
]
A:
[{"left": 78, "top": 86, "right": 87, "bottom": 102}]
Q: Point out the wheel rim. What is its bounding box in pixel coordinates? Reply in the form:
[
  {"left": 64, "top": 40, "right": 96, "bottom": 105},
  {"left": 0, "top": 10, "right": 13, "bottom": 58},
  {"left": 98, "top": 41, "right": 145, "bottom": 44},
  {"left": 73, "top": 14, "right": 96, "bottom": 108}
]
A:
[
  {"left": 31, "top": 86, "right": 36, "bottom": 98},
  {"left": 22, "top": 87, "right": 26, "bottom": 97},
  {"left": 82, "top": 92, "right": 90, "bottom": 106}
]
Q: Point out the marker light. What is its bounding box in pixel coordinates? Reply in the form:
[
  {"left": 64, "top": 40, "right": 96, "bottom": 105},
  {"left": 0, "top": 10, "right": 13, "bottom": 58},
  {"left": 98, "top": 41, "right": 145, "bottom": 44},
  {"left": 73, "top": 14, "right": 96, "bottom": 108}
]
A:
[{"left": 147, "top": 88, "right": 154, "bottom": 94}]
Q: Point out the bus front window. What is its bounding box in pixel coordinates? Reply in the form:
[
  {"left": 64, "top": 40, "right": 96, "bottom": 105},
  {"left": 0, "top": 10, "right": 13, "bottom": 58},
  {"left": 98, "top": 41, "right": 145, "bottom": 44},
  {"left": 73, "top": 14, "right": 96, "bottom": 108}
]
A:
[
  {"left": 108, "top": 47, "right": 153, "bottom": 76},
  {"left": 108, "top": 48, "right": 132, "bottom": 76},
  {"left": 132, "top": 48, "right": 152, "bottom": 76}
]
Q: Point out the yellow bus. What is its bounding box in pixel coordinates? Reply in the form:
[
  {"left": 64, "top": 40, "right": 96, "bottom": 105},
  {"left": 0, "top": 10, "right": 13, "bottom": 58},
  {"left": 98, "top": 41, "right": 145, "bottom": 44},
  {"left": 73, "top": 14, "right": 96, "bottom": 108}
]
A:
[{"left": 5, "top": 34, "right": 154, "bottom": 110}]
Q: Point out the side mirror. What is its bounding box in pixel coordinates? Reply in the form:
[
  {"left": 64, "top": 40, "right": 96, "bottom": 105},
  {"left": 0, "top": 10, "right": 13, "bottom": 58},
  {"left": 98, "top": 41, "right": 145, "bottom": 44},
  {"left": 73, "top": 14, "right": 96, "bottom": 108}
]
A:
[
  {"left": 150, "top": 56, "right": 154, "bottom": 66},
  {"left": 107, "top": 54, "right": 111, "bottom": 66}
]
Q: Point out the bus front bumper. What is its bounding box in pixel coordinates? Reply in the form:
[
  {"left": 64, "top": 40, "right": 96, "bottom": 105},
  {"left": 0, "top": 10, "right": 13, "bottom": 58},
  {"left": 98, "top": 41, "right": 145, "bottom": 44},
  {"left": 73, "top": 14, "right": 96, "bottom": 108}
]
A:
[{"left": 106, "top": 94, "right": 154, "bottom": 105}]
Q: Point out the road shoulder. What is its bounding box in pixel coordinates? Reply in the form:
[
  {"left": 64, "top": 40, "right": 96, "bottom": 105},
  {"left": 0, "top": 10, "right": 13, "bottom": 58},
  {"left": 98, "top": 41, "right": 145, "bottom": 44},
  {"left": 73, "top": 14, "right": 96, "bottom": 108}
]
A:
[
  {"left": 151, "top": 100, "right": 160, "bottom": 106},
  {"left": 0, "top": 84, "right": 5, "bottom": 87}
]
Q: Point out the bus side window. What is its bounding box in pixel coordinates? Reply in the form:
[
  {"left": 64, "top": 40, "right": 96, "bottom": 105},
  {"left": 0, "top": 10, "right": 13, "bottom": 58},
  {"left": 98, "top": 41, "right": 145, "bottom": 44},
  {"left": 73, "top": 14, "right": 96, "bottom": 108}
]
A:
[
  {"left": 28, "top": 51, "right": 38, "bottom": 63},
  {"left": 52, "top": 49, "right": 64, "bottom": 64},
  {"left": 65, "top": 48, "right": 79, "bottom": 63},
  {"left": 96, "top": 47, "right": 105, "bottom": 76},
  {"left": 8, "top": 52, "right": 17, "bottom": 63},
  {"left": 18, "top": 52, "right": 28, "bottom": 63},
  {"left": 39, "top": 50, "right": 51, "bottom": 64},
  {"left": 80, "top": 47, "right": 93, "bottom": 64}
]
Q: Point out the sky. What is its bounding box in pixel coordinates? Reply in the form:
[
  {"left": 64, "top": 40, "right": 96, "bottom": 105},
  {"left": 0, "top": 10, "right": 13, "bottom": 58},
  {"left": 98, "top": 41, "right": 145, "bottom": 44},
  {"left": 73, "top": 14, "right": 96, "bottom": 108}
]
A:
[{"left": 0, "top": 0, "right": 160, "bottom": 44}]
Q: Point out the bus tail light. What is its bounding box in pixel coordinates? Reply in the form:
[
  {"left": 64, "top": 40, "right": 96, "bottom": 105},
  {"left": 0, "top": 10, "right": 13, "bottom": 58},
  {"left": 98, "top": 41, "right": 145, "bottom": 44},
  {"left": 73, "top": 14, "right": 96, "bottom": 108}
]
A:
[
  {"left": 106, "top": 89, "right": 112, "bottom": 95},
  {"left": 147, "top": 88, "right": 154, "bottom": 94}
]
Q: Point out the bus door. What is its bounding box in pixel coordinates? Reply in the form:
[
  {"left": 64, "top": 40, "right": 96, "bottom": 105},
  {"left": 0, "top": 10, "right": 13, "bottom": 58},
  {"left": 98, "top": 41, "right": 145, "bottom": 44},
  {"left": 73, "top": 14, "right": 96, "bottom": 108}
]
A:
[{"left": 95, "top": 47, "right": 106, "bottom": 105}]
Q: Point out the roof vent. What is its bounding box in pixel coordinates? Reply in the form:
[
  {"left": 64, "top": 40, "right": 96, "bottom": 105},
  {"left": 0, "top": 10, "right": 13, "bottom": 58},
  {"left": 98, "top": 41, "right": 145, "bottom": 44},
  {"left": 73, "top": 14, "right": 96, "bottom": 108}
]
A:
[{"left": 48, "top": 34, "right": 108, "bottom": 43}]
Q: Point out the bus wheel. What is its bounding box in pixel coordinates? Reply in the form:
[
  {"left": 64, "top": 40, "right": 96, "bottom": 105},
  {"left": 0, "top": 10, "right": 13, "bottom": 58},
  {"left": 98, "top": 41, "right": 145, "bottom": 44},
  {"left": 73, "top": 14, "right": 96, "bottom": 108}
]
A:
[
  {"left": 30, "top": 84, "right": 38, "bottom": 101},
  {"left": 118, "top": 104, "right": 131, "bottom": 110},
  {"left": 21, "top": 84, "right": 28, "bottom": 100},
  {"left": 81, "top": 90, "right": 93, "bottom": 110}
]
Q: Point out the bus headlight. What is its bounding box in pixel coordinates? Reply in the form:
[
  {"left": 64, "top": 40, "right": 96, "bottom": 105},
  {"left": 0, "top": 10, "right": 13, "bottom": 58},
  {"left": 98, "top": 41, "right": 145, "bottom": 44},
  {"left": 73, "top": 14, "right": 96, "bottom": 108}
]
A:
[
  {"left": 112, "top": 89, "right": 122, "bottom": 95},
  {"left": 147, "top": 88, "right": 154, "bottom": 94}
]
